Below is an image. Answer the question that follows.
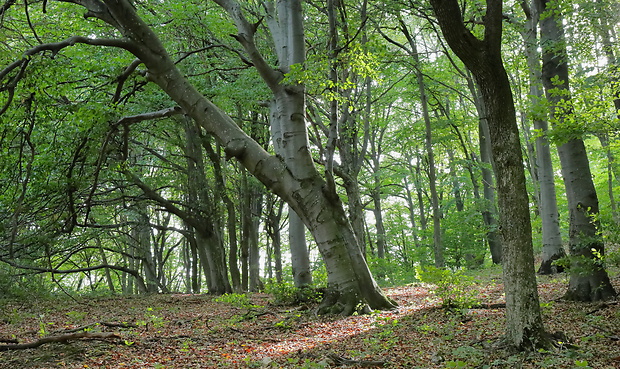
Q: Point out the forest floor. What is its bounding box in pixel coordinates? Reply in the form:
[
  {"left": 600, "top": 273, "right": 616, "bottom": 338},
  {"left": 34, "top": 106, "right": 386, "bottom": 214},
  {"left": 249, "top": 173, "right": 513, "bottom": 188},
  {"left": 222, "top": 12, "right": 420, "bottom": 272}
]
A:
[{"left": 1, "top": 269, "right": 619, "bottom": 369}]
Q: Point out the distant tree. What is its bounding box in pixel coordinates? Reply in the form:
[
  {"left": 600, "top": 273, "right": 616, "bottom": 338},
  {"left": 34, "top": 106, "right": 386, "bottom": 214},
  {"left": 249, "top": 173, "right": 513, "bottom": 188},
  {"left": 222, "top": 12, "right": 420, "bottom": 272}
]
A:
[{"left": 536, "top": 0, "right": 617, "bottom": 301}]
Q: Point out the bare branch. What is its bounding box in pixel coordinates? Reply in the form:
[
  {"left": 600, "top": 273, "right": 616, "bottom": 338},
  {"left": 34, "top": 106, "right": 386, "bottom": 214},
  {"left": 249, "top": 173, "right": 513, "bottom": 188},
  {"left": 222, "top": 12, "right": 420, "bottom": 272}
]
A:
[
  {"left": 0, "top": 332, "right": 121, "bottom": 351},
  {"left": 114, "top": 106, "right": 183, "bottom": 126},
  {"left": 0, "top": 0, "right": 16, "bottom": 18},
  {"left": 112, "top": 58, "right": 143, "bottom": 103}
]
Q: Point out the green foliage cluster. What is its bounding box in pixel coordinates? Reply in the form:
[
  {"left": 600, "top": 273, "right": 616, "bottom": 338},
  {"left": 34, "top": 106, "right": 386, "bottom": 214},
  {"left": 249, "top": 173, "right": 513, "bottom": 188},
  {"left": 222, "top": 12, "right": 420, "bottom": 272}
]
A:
[
  {"left": 415, "top": 266, "right": 479, "bottom": 309},
  {"left": 264, "top": 281, "right": 322, "bottom": 305},
  {"left": 214, "top": 293, "right": 261, "bottom": 309},
  {"left": 0, "top": 268, "right": 51, "bottom": 300}
]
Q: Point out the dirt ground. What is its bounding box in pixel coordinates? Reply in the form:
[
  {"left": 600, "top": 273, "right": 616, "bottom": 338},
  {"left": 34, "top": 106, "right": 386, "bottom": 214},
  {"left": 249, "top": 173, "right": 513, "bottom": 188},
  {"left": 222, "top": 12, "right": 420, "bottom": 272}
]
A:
[{"left": 1, "top": 272, "right": 619, "bottom": 368}]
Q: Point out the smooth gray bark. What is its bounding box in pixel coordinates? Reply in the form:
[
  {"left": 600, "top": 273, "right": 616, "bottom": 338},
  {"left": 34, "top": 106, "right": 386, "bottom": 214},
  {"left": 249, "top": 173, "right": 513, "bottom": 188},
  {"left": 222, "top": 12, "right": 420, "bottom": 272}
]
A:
[
  {"left": 289, "top": 208, "right": 312, "bottom": 287},
  {"left": 72, "top": 0, "right": 395, "bottom": 313},
  {"left": 521, "top": 1, "right": 565, "bottom": 274},
  {"left": 537, "top": 0, "right": 617, "bottom": 301}
]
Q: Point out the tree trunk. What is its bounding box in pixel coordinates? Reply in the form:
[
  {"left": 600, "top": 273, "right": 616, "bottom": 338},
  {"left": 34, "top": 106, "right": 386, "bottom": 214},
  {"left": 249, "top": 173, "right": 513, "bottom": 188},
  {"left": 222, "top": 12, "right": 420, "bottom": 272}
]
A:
[
  {"left": 537, "top": 0, "right": 617, "bottom": 301},
  {"left": 521, "top": 1, "right": 565, "bottom": 274},
  {"left": 407, "top": 32, "right": 443, "bottom": 268},
  {"left": 289, "top": 208, "right": 312, "bottom": 287},
  {"left": 202, "top": 137, "right": 241, "bottom": 291},
  {"left": 265, "top": 195, "right": 284, "bottom": 283},
  {"left": 184, "top": 119, "right": 232, "bottom": 295},
  {"left": 81, "top": 0, "right": 395, "bottom": 313},
  {"left": 467, "top": 77, "right": 502, "bottom": 264},
  {"left": 429, "top": 0, "right": 548, "bottom": 350}
]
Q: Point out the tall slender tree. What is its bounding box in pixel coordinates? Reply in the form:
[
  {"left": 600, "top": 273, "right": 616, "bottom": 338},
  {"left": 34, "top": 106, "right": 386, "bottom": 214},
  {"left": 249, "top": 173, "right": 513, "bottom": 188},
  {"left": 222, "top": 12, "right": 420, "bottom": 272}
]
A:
[
  {"left": 428, "top": 0, "right": 549, "bottom": 349},
  {"left": 536, "top": 0, "right": 617, "bottom": 301}
]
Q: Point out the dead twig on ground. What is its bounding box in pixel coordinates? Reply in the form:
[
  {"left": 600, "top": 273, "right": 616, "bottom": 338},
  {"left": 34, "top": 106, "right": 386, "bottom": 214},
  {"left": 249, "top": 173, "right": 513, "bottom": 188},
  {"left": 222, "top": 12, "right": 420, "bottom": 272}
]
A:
[{"left": 0, "top": 332, "right": 122, "bottom": 351}]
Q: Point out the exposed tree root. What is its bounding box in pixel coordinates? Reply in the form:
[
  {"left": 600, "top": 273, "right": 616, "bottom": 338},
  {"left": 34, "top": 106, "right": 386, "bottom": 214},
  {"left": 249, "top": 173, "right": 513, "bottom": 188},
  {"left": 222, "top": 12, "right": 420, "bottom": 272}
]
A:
[
  {"left": 317, "top": 288, "right": 371, "bottom": 315},
  {"left": 0, "top": 332, "right": 121, "bottom": 351}
]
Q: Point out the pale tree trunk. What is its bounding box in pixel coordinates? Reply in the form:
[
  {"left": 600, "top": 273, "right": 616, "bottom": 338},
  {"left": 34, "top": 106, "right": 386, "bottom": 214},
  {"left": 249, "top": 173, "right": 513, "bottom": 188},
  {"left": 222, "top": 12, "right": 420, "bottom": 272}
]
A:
[
  {"left": 429, "top": 0, "right": 548, "bottom": 349},
  {"left": 249, "top": 183, "right": 264, "bottom": 292},
  {"left": 402, "top": 26, "right": 444, "bottom": 268},
  {"left": 265, "top": 1, "right": 314, "bottom": 288},
  {"left": 289, "top": 208, "right": 312, "bottom": 287},
  {"left": 521, "top": 1, "right": 565, "bottom": 274},
  {"left": 96, "top": 237, "right": 115, "bottom": 292},
  {"left": 325, "top": 0, "right": 369, "bottom": 255},
  {"left": 265, "top": 195, "right": 284, "bottom": 283},
  {"left": 597, "top": 134, "right": 619, "bottom": 221},
  {"left": 369, "top": 129, "right": 387, "bottom": 259},
  {"left": 131, "top": 207, "right": 157, "bottom": 293},
  {"left": 76, "top": 0, "right": 394, "bottom": 313},
  {"left": 592, "top": 0, "right": 620, "bottom": 221},
  {"left": 537, "top": 0, "right": 617, "bottom": 301},
  {"left": 592, "top": 0, "right": 620, "bottom": 118}
]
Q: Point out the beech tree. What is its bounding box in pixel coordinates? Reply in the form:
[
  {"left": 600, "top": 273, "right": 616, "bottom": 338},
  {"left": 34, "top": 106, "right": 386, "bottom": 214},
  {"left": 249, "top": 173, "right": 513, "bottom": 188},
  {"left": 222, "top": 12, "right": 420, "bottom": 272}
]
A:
[
  {"left": 536, "top": 0, "right": 617, "bottom": 301},
  {"left": 0, "top": 0, "right": 396, "bottom": 313}
]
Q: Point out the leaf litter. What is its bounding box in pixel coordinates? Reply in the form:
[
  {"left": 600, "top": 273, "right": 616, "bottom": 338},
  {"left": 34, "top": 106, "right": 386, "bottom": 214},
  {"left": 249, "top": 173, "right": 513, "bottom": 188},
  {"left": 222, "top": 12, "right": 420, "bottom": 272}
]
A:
[{"left": 0, "top": 272, "right": 618, "bottom": 368}]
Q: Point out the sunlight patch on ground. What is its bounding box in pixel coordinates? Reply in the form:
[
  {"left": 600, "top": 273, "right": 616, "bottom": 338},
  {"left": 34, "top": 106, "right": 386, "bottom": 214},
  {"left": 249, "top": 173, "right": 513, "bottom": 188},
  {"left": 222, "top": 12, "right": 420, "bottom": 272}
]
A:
[{"left": 247, "top": 286, "right": 436, "bottom": 361}]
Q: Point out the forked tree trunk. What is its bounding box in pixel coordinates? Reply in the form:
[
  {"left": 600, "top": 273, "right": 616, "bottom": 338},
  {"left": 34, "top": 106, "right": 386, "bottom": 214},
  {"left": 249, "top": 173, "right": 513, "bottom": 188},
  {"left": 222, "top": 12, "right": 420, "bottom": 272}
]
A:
[
  {"left": 537, "top": 0, "right": 616, "bottom": 301},
  {"left": 77, "top": 0, "right": 395, "bottom": 313},
  {"left": 429, "top": 0, "right": 548, "bottom": 350}
]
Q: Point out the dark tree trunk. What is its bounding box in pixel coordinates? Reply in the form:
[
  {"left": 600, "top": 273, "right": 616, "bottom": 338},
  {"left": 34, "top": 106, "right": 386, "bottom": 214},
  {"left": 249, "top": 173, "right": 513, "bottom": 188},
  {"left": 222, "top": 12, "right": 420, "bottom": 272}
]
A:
[{"left": 429, "top": 0, "right": 548, "bottom": 350}]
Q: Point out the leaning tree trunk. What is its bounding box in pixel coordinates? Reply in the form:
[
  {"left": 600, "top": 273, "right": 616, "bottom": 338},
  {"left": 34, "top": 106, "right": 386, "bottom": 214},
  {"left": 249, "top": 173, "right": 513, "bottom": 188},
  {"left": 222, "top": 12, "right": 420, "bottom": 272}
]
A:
[
  {"left": 71, "top": 0, "right": 395, "bottom": 313},
  {"left": 429, "top": 0, "right": 548, "bottom": 350},
  {"left": 537, "top": 0, "right": 616, "bottom": 301}
]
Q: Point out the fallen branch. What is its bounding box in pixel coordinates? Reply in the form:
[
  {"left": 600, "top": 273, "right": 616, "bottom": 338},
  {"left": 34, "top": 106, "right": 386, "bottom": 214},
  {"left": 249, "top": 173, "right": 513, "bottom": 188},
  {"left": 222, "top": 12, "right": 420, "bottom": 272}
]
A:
[
  {"left": 0, "top": 332, "right": 121, "bottom": 351},
  {"left": 586, "top": 301, "right": 619, "bottom": 315},
  {"left": 327, "top": 352, "right": 388, "bottom": 367},
  {"left": 589, "top": 324, "right": 620, "bottom": 341},
  {"left": 53, "top": 321, "right": 138, "bottom": 334}
]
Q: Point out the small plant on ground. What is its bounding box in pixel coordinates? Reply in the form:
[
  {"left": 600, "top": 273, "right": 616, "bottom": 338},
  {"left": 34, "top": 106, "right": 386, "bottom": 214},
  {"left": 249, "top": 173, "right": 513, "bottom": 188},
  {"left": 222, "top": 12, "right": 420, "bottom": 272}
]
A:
[
  {"left": 264, "top": 281, "right": 322, "bottom": 305},
  {"left": 416, "top": 266, "right": 479, "bottom": 309},
  {"left": 214, "top": 293, "right": 261, "bottom": 309}
]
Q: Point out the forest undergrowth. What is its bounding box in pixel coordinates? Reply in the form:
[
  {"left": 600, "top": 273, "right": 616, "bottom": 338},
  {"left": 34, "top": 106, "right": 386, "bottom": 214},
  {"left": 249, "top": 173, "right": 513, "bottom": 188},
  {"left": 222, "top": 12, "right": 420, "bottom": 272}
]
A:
[{"left": 0, "top": 269, "right": 618, "bottom": 369}]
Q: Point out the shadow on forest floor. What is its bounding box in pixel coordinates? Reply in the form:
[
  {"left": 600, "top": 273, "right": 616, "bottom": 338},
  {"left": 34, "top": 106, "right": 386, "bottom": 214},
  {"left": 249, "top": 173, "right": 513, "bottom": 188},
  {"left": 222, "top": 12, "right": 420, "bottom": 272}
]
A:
[{"left": 0, "top": 271, "right": 619, "bottom": 368}]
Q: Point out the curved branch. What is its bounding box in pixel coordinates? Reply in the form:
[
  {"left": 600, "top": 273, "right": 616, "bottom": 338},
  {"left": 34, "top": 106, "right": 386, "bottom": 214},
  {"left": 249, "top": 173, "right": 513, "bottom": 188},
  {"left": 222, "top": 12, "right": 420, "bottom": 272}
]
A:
[
  {"left": 0, "top": 0, "right": 15, "bottom": 17},
  {"left": 0, "top": 36, "right": 139, "bottom": 115},
  {"left": 212, "top": 0, "right": 283, "bottom": 91},
  {"left": 112, "top": 58, "right": 143, "bottom": 103}
]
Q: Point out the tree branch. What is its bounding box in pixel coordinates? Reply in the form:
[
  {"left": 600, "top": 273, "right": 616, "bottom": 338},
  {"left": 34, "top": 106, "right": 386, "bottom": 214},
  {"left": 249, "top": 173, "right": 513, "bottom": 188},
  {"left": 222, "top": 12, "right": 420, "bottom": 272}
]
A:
[
  {"left": 0, "top": 332, "right": 121, "bottom": 351},
  {"left": 212, "top": 0, "right": 283, "bottom": 91},
  {"left": 114, "top": 106, "right": 183, "bottom": 127}
]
